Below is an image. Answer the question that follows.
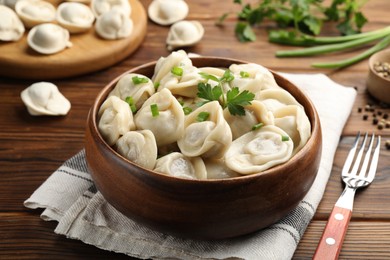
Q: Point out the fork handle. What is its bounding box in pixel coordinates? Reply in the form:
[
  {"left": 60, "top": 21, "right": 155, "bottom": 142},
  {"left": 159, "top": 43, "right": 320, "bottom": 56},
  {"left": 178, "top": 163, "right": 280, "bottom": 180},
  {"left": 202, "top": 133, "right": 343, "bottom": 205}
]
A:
[{"left": 313, "top": 206, "right": 352, "bottom": 260}]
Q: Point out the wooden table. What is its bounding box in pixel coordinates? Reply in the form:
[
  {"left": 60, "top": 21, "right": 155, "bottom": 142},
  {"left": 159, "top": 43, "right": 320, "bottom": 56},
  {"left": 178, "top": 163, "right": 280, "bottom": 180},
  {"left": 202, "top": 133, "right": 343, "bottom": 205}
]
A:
[{"left": 1, "top": 0, "right": 389, "bottom": 259}]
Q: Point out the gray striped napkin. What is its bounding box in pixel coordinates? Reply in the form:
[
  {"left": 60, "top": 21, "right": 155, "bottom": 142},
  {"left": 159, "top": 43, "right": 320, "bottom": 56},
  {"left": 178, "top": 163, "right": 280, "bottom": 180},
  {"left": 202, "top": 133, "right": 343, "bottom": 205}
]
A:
[{"left": 24, "top": 73, "right": 356, "bottom": 260}]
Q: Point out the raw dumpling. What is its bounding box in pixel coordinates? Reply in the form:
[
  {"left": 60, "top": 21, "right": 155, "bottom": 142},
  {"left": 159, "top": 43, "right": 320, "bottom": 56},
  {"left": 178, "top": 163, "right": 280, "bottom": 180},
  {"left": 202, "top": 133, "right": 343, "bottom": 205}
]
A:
[
  {"left": 157, "top": 63, "right": 202, "bottom": 98},
  {"left": 205, "top": 159, "right": 240, "bottom": 179},
  {"left": 273, "top": 105, "right": 311, "bottom": 154},
  {"left": 116, "top": 130, "right": 157, "bottom": 170},
  {"left": 166, "top": 20, "right": 204, "bottom": 51},
  {"left": 98, "top": 95, "right": 135, "bottom": 146},
  {"left": 257, "top": 88, "right": 302, "bottom": 112},
  {"left": 148, "top": 0, "right": 188, "bottom": 26},
  {"left": 56, "top": 2, "right": 95, "bottom": 34},
  {"left": 223, "top": 100, "right": 274, "bottom": 140},
  {"left": 154, "top": 152, "right": 207, "bottom": 180},
  {"left": 91, "top": 0, "right": 131, "bottom": 18},
  {"left": 134, "top": 88, "right": 184, "bottom": 146},
  {"left": 109, "top": 73, "right": 155, "bottom": 110},
  {"left": 177, "top": 101, "right": 232, "bottom": 159},
  {"left": 152, "top": 50, "right": 193, "bottom": 85},
  {"left": 15, "top": 0, "right": 56, "bottom": 28},
  {"left": 20, "top": 82, "right": 71, "bottom": 116},
  {"left": 0, "top": 5, "right": 25, "bottom": 42},
  {"left": 225, "top": 125, "right": 294, "bottom": 175},
  {"left": 95, "top": 8, "right": 133, "bottom": 40},
  {"left": 229, "top": 63, "right": 280, "bottom": 91}
]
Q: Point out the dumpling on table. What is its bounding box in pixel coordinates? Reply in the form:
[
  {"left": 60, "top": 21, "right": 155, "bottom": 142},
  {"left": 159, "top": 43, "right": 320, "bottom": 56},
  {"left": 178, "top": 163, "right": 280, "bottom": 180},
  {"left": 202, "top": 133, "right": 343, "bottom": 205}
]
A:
[
  {"left": 98, "top": 96, "right": 135, "bottom": 146},
  {"left": 225, "top": 125, "right": 294, "bottom": 175}
]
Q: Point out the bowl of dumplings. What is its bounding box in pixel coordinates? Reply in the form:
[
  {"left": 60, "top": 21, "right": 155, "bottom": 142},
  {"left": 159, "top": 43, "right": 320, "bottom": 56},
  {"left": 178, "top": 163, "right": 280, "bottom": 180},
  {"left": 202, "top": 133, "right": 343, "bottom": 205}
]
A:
[{"left": 85, "top": 50, "right": 322, "bottom": 239}]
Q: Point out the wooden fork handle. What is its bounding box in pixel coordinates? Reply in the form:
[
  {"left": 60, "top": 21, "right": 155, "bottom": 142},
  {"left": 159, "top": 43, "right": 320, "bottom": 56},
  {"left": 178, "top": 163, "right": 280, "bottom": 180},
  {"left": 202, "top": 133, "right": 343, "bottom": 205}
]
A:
[{"left": 313, "top": 206, "right": 352, "bottom": 260}]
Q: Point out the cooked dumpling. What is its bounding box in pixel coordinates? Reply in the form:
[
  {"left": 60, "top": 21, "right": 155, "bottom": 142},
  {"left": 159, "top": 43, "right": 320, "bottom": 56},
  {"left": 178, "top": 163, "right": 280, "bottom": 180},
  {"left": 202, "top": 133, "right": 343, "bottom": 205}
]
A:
[
  {"left": 204, "top": 159, "right": 240, "bottom": 179},
  {"left": 257, "top": 88, "right": 302, "bottom": 112},
  {"left": 177, "top": 101, "right": 232, "bottom": 159},
  {"left": 157, "top": 64, "right": 202, "bottom": 98},
  {"left": 152, "top": 50, "right": 192, "bottom": 85},
  {"left": 273, "top": 105, "right": 311, "bottom": 154},
  {"left": 229, "top": 63, "right": 280, "bottom": 91},
  {"left": 115, "top": 130, "right": 157, "bottom": 170},
  {"left": 223, "top": 100, "right": 274, "bottom": 140},
  {"left": 225, "top": 125, "right": 294, "bottom": 175},
  {"left": 134, "top": 88, "right": 184, "bottom": 146},
  {"left": 109, "top": 73, "right": 155, "bottom": 110},
  {"left": 154, "top": 152, "right": 207, "bottom": 180},
  {"left": 98, "top": 95, "right": 135, "bottom": 146}
]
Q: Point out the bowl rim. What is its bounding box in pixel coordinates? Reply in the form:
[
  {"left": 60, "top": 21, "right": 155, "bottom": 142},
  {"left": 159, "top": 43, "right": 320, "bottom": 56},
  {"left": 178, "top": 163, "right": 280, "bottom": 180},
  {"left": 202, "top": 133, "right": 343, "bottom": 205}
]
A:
[
  {"left": 88, "top": 56, "right": 321, "bottom": 184},
  {"left": 368, "top": 48, "right": 390, "bottom": 82}
]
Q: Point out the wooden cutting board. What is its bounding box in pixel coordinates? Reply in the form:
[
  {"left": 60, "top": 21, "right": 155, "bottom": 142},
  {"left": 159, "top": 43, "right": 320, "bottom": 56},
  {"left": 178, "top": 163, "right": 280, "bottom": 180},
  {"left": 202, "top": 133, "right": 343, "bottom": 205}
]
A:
[{"left": 0, "top": 0, "right": 147, "bottom": 80}]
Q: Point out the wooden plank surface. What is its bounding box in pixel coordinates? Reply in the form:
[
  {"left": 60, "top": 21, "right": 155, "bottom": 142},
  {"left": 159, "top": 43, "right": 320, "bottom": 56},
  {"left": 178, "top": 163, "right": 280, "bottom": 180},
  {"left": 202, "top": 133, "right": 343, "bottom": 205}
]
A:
[{"left": 0, "top": 0, "right": 390, "bottom": 259}]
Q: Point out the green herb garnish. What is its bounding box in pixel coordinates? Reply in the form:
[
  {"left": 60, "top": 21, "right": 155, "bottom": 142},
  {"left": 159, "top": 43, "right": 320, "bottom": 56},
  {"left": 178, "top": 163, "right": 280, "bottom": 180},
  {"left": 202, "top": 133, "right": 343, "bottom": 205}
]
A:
[
  {"left": 240, "top": 71, "right": 250, "bottom": 78},
  {"left": 196, "top": 111, "right": 210, "bottom": 122},
  {"left": 150, "top": 104, "right": 159, "bottom": 117},
  {"left": 154, "top": 82, "right": 160, "bottom": 91},
  {"left": 125, "top": 96, "right": 137, "bottom": 113},
  {"left": 171, "top": 66, "right": 183, "bottom": 77},
  {"left": 132, "top": 76, "right": 149, "bottom": 85},
  {"left": 183, "top": 107, "right": 193, "bottom": 115},
  {"left": 226, "top": 87, "right": 255, "bottom": 116},
  {"left": 281, "top": 135, "right": 290, "bottom": 141},
  {"left": 252, "top": 122, "right": 264, "bottom": 131}
]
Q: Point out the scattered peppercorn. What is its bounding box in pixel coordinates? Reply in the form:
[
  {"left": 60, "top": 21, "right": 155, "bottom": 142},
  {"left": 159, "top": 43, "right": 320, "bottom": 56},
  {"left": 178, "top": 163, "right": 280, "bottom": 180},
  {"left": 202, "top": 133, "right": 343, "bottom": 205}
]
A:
[
  {"left": 363, "top": 114, "right": 368, "bottom": 120},
  {"left": 386, "top": 121, "right": 390, "bottom": 128},
  {"left": 358, "top": 107, "right": 362, "bottom": 113},
  {"left": 378, "top": 122, "right": 384, "bottom": 130},
  {"left": 373, "top": 118, "right": 379, "bottom": 125},
  {"left": 386, "top": 140, "right": 390, "bottom": 150},
  {"left": 383, "top": 113, "right": 389, "bottom": 119},
  {"left": 378, "top": 110, "right": 383, "bottom": 116}
]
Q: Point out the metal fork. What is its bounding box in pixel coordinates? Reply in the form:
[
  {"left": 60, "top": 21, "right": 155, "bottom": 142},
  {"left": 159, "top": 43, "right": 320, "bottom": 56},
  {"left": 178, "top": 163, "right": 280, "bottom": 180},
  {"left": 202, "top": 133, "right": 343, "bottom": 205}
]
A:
[{"left": 313, "top": 132, "right": 381, "bottom": 260}]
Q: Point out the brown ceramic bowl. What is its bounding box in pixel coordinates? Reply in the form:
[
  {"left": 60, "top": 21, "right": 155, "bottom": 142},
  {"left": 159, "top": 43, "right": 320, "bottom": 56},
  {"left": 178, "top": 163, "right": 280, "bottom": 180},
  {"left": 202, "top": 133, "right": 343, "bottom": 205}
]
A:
[
  {"left": 367, "top": 48, "right": 390, "bottom": 104},
  {"left": 85, "top": 57, "right": 322, "bottom": 240}
]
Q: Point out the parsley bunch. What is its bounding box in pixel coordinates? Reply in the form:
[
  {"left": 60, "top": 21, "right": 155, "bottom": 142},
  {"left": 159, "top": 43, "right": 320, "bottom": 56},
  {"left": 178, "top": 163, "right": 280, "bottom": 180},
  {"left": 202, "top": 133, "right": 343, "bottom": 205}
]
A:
[
  {"left": 223, "top": 0, "right": 368, "bottom": 43},
  {"left": 197, "top": 70, "right": 255, "bottom": 116}
]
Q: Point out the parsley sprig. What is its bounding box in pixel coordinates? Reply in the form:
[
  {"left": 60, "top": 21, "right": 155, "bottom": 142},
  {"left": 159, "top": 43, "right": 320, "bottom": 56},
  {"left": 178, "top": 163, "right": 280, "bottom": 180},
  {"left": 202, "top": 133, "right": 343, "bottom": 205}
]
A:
[{"left": 197, "top": 71, "right": 255, "bottom": 116}]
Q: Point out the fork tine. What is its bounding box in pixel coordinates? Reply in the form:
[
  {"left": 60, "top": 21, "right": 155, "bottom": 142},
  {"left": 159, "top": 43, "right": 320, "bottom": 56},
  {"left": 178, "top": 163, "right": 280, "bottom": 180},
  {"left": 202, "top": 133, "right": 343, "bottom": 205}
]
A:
[
  {"left": 366, "top": 135, "right": 381, "bottom": 182},
  {"left": 350, "top": 132, "right": 368, "bottom": 176},
  {"left": 357, "top": 133, "right": 375, "bottom": 177},
  {"left": 342, "top": 132, "right": 361, "bottom": 175}
]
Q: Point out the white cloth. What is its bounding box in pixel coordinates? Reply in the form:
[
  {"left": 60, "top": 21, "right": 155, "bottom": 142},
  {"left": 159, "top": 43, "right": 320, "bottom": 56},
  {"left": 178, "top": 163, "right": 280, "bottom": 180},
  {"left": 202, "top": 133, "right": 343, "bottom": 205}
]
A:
[{"left": 24, "top": 73, "right": 356, "bottom": 260}]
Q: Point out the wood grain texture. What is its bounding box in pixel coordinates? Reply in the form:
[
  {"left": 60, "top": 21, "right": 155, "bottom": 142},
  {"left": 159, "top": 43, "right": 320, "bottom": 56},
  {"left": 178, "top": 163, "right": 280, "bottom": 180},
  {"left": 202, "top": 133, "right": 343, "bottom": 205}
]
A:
[
  {"left": 0, "top": 0, "right": 147, "bottom": 80},
  {"left": 0, "top": 0, "right": 390, "bottom": 258}
]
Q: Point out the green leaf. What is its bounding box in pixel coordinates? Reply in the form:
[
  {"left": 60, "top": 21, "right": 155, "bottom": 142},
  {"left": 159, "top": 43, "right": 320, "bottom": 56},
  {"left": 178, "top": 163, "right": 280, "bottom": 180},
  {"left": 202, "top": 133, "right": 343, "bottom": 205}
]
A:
[
  {"left": 197, "top": 82, "right": 223, "bottom": 102},
  {"left": 216, "top": 13, "right": 229, "bottom": 26},
  {"left": 235, "top": 22, "right": 256, "bottom": 42},
  {"left": 226, "top": 87, "right": 255, "bottom": 116},
  {"left": 303, "top": 16, "right": 322, "bottom": 35},
  {"left": 354, "top": 12, "right": 367, "bottom": 30},
  {"left": 199, "top": 72, "right": 220, "bottom": 82}
]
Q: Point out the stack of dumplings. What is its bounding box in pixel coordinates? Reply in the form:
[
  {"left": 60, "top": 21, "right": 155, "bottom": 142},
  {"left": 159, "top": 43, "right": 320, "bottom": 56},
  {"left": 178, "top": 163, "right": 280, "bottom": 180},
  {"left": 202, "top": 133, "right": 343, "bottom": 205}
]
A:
[{"left": 98, "top": 50, "right": 311, "bottom": 180}]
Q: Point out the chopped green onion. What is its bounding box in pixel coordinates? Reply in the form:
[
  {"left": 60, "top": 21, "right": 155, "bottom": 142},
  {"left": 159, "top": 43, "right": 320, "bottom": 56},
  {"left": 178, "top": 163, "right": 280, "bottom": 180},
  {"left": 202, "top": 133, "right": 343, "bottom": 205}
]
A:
[
  {"left": 125, "top": 96, "right": 137, "bottom": 113},
  {"left": 240, "top": 71, "right": 250, "bottom": 78},
  {"left": 281, "top": 135, "right": 290, "bottom": 141},
  {"left": 196, "top": 111, "right": 210, "bottom": 122},
  {"left": 154, "top": 82, "right": 160, "bottom": 91},
  {"left": 132, "top": 76, "right": 149, "bottom": 84},
  {"left": 171, "top": 66, "right": 183, "bottom": 77},
  {"left": 183, "top": 107, "right": 192, "bottom": 115},
  {"left": 251, "top": 122, "right": 264, "bottom": 131},
  {"left": 221, "top": 69, "right": 234, "bottom": 82},
  {"left": 150, "top": 104, "right": 159, "bottom": 117}
]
